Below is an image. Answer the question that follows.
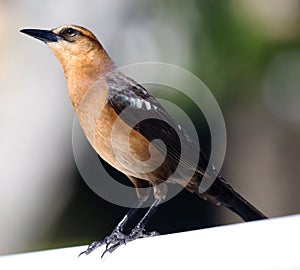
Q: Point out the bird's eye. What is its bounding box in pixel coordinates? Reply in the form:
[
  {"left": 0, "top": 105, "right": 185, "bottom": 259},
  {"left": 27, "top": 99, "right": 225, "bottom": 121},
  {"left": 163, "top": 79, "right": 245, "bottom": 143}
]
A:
[{"left": 64, "top": 28, "right": 78, "bottom": 37}]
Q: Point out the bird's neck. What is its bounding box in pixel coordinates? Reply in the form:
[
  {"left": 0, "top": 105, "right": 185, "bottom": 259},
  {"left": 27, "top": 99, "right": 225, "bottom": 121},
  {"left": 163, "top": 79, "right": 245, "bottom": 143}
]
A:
[{"left": 59, "top": 49, "right": 115, "bottom": 110}]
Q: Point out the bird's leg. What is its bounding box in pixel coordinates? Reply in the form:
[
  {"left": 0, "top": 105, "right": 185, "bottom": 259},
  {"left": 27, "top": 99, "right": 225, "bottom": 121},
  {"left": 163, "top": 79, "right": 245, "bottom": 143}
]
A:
[
  {"left": 129, "top": 197, "right": 163, "bottom": 238},
  {"left": 79, "top": 196, "right": 148, "bottom": 257},
  {"left": 103, "top": 197, "right": 164, "bottom": 256}
]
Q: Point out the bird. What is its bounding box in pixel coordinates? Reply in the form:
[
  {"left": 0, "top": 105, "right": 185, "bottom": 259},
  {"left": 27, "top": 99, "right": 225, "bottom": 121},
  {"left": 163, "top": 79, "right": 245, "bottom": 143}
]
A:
[{"left": 21, "top": 25, "right": 267, "bottom": 257}]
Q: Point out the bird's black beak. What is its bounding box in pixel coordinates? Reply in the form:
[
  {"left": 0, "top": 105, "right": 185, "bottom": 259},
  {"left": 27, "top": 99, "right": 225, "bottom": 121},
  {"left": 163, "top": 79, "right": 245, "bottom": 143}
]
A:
[{"left": 20, "top": 29, "right": 59, "bottom": 43}]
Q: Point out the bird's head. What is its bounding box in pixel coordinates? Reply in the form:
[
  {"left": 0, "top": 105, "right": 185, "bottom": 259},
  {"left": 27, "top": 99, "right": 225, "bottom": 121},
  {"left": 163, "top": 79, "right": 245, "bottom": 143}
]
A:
[
  {"left": 21, "top": 25, "right": 114, "bottom": 77},
  {"left": 21, "top": 24, "right": 115, "bottom": 108}
]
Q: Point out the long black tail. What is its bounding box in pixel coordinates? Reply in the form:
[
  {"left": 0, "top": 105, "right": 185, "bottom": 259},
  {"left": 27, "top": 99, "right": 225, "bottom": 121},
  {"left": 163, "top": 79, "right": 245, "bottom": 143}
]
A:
[{"left": 204, "top": 176, "right": 267, "bottom": 221}]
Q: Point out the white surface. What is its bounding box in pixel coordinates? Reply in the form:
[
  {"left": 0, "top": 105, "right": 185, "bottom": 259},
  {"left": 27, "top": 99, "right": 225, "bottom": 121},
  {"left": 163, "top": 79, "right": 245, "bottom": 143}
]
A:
[{"left": 1, "top": 214, "right": 300, "bottom": 270}]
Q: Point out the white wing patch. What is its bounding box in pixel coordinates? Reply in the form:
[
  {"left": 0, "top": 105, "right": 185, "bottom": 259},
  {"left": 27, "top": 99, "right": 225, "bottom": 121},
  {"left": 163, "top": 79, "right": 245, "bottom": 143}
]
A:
[
  {"left": 128, "top": 97, "right": 154, "bottom": 110},
  {"left": 144, "top": 101, "right": 152, "bottom": 110}
]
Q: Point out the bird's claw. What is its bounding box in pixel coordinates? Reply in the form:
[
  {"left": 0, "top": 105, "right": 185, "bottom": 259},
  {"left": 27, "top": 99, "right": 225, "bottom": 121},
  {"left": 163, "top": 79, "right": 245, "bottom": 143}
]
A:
[
  {"left": 101, "top": 227, "right": 159, "bottom": 257},
  {"left": 78, "top": 229, "right": 125, "bottom": 257},
  {"left": 79, "top": 227, "right": 159, "bottom": 258},
  {"left": 129, "top": 226, "right": 159, "bottom": 239}
]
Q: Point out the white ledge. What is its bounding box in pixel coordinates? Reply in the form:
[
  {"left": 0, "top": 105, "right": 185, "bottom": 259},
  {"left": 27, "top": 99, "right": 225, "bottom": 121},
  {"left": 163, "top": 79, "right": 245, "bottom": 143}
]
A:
[{"left": 1, "top": 214, "right": 299, "bottom": 270}]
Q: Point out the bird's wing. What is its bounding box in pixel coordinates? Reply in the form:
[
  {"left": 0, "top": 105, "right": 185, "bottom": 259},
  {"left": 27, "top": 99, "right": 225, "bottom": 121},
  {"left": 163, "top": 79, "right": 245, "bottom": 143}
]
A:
[
  {"left": 106, "top": 72, "right": 205, "bottom": 178},
  {"left": 106, "top": 73, "right": 268, "bottom": 220}
]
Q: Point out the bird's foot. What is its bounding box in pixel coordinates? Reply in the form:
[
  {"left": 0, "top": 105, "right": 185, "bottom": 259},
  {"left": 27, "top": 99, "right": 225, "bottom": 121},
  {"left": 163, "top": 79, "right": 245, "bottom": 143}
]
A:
[
  {"left": 78, "top": 228, "right": 126, "bottom": 257},
  {"left": 79, "top": 227, "right": 159, "bottom": 258},
  {"left": 102, "top": 226, "right": 159, "bottom": 257},
  {"left": 129, "top": 226, "right": 159, "bottom": 240}
]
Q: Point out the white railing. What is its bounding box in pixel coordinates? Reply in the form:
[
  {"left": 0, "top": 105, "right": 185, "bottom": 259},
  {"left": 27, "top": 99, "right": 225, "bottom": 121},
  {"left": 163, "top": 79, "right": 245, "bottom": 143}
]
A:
[{"left": 1, "top": 214, "right": 299, "bottom": 270}]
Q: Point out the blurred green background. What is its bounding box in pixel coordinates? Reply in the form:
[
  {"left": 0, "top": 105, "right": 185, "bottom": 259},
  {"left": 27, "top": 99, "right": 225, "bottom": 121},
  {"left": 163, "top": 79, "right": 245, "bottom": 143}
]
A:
[{"left": 1, "top": 0, "right": 300, "bottom": 255}]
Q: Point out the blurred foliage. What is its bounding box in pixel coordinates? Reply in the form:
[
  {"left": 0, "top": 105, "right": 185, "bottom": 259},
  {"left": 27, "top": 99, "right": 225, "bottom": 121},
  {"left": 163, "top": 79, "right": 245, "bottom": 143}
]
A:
[
  {"left": 149, "top": 0, "right": 300, "bottom": 107},
  {"left": 193, "top": 1, "right": 270, "bottom": 99}
]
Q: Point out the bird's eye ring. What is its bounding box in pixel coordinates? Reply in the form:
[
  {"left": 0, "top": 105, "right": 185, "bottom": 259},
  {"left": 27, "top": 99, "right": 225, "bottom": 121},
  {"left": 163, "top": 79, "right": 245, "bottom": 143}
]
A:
[{"left": 64, "top": 28, "right": 78, "bottom": 37}]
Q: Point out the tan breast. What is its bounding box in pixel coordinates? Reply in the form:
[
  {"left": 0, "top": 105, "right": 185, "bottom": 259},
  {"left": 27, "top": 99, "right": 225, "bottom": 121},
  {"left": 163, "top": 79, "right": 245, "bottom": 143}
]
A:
[{"left": 75, "top": 80, "right": 170, "bottom": 182}]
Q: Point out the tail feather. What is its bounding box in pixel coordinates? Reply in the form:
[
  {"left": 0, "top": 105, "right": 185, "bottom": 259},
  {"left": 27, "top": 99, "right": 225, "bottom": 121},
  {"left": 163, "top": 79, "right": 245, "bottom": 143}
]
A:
[{"left": 203, "top": 176, "right": 267, "bottom": 221}]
